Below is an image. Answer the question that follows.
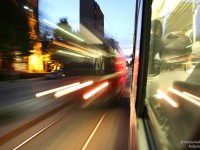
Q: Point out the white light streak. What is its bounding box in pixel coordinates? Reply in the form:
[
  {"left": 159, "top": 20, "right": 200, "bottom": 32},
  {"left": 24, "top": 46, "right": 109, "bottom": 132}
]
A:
[
  {"left": 55, "top": 81, "right": 93, "bottom": 98},
  {"left": 35, "top": 82, "right": 80, "bottom": 97},
  {"left": 24, "top": 6, "right": 29, "bottom": 9},
  {"left": 170, "top": 88, "right": 200, "bottom": 107},
  {"left": 43, "top": 19, "right": 84, "bottom": 42},
  {"left": 157, "top": 89, "right": 179, "bottom": 108},
  {"left": 183, "top": 91, "right": 200, "bottom": 101}
]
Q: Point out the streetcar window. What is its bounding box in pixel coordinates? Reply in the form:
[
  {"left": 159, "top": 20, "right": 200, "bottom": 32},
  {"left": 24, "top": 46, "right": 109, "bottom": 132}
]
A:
[{"left": 146, "top": 0, "right": 200, "bottom": 149}]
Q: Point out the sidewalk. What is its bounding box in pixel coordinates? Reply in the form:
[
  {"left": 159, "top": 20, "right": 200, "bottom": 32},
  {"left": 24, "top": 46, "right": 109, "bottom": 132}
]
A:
[
  {"left": 1, "top": 69, "right": 49, "bottom": 80},
  {"left": 0, "top": 70, "right": 50, "bottom": 90}
]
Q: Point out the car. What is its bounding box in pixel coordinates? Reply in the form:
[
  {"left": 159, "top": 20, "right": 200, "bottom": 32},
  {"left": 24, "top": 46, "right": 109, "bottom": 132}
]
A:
[{"left": 45, "top": 70, "right": 65, "bottom": 79}]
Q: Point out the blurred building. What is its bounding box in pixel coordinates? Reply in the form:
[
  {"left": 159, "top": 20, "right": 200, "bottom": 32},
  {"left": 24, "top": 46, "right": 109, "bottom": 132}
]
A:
[
  {"left": 80, "top": 0, "right": 104, "bottom": 37},
  {"left": 23, "top": 0, "right": 44, "bottom": 71},
  {"left": 0, "top": 0, "right": 44, "bottom": 72},
  {"left": 0, "top": 0, "right": 27, "bottom": 70}
]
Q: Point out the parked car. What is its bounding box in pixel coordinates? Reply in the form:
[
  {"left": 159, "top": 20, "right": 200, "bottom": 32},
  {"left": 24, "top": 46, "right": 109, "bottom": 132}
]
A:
[{"left": 45, "top": 70, "right": 65, "bottom": 79}]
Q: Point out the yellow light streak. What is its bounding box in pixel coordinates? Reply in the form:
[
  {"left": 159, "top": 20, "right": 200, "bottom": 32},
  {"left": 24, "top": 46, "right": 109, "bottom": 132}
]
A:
[
  {"left": 55, "top": 81, "right": 93, "bottom": 98},
  {"left": 35, "top": 82, "right": 80, "bottom": 97},
  {"left": 67, "top": 42, "right": 107, "bottom": 56},
  {"left": 157, "top": 89, "right": 179, "bottom": 108},
  {"left": 169, "top": 88, "right": 200, "bottom": 107},
  {"left": 58, "top": 50, "right": 85, "bottom": 57},
  {"left": 83, "top": 82, "right": 109, "bottom": 100},
  {"left": 53, "top": 41, "right": 99, "bottom": 58}
]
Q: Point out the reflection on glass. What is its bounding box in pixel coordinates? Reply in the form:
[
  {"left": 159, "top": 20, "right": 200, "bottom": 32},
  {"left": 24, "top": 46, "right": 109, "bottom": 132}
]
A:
[{"left": 146, "top": 0, "right": 200, "bottom": 149}]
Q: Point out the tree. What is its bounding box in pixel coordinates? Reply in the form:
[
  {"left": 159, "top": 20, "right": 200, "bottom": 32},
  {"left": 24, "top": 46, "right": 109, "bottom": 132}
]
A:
[
  {"left": 40, "top": 23, "right": 55, "bottom": 55},
  {"left": 41, "top": 31, "right": 52, "bottom": 53},
  {"left": 54, "top": 17, "right": 74, "bottom": 42}
]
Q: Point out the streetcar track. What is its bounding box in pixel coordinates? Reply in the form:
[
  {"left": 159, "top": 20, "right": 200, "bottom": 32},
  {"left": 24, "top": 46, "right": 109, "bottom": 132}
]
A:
[
  {"left": 81, "top": 112, "right": 106, "bottom": 150},
  {"left": 12, "top": 115, "right": 65, "bottom": 150},
  {"left": 0, "top": 100, "right": 77, "bottom": 145},
  {"left": 11, "top": 103, "right": 79, "bottom": 150}
]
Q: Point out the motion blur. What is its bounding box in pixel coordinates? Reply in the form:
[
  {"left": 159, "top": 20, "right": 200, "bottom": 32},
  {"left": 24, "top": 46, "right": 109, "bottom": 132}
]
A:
[{"left": 0, "top": 1, "right": 130, "bottom": 150}]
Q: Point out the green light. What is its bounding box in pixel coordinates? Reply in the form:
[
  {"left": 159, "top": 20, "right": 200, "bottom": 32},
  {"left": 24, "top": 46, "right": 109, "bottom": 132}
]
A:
[{"left": 186, "top": 44, "right": 193, "bottom": 48}]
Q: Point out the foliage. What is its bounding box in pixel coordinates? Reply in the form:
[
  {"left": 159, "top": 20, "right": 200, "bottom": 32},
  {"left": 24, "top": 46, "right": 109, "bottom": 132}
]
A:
[
  {"left": 41, "top": 17, "right": 79, "bottom": 54},
  {"left": 53, "top": 17, "right": 75, "bottom": 42},
  {"left": 41, "top": 30, "right": 54, "bottom": 54}
]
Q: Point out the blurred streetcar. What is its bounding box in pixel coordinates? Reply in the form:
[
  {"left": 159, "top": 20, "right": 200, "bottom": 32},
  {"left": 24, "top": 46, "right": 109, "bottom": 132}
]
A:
[{"left": 40, "top": 36, "right": 127, "bottom": 106}]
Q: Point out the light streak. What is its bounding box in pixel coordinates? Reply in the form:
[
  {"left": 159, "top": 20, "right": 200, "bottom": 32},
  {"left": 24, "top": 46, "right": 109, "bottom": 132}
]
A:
[
  {"left": 58, "top": 50, "right": 85, "bottom": 57},
  {"left": 35, "top": 82, "right": 80, "bottom": 97},
  {"left": 23, "top": 6, "right": 29, "bottom": 9},
  {"left": 170, "top": 88, "right": 200, "bottom": 107},
  {"left": 55, "top": 81, "right": 93, "bottom": 98},
  {"left": 157, "top": 89, "right": 179, "bottom": 108},
  {"left": 23, "top": 6, "right": 33, "bottom": 11},
  {"left": 183, "top": 91, "right": 200, "bottom": 101},
  {"left": 43, "top": 19, "right": 84, "bottom": 42},
  {"left": 83, "top": 82, "right": 109, "bottom": 100},
  {"left": 186, "top": 44, "right": 193, "bottom": 48},
  {"left": 53, "top": 41, "right": 99, "bottom": 58}
]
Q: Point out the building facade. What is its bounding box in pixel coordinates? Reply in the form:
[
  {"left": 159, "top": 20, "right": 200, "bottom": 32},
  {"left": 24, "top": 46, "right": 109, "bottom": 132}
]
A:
[{"left": 80, "top": 0, "right": 104, "bottom": 37}]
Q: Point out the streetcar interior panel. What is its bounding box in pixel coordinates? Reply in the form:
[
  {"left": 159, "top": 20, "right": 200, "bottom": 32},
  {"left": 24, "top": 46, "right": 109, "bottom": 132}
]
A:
[{"left": 145, "top": 0, "right": 200, "bottom": 149}]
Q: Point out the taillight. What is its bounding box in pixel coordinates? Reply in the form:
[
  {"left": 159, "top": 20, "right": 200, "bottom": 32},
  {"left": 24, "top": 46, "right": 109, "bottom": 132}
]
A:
[{"left": 115, "top": 57, "right": 127, "bottom": 74}]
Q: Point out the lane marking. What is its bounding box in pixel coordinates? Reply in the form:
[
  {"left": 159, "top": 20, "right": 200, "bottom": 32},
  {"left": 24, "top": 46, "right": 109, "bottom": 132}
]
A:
[{"left": 82, "top": 112, "right": 106, "bottom": 150}]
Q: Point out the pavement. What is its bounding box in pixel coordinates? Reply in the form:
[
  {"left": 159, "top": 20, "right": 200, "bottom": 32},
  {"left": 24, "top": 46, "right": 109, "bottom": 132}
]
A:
[
  {"left": 0, "top": 70, "right": 58, "bottom": 145},
  {"left": 0, "top": 68, "right": 132, "bottom": 145},
  {"left": 0, "top": 77, "right": 70, "bottom": 145}
]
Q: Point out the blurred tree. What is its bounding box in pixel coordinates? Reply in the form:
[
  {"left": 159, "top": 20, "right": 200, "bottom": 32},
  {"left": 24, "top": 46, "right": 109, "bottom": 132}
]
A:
[
  {"left": 40, "top": 23, "right": 56, "bottom": 59},
  {"left": 54, "top": 17, "right": 75, "bottom": 42},
  {"left": 41, "top": 30, "right": 53, "bottom": 53}
]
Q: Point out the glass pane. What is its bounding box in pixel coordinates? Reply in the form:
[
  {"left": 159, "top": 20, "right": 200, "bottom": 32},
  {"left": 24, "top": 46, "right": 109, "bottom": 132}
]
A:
[{"left": 146, "top": 0, "right": 200, "bottom": 149}]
